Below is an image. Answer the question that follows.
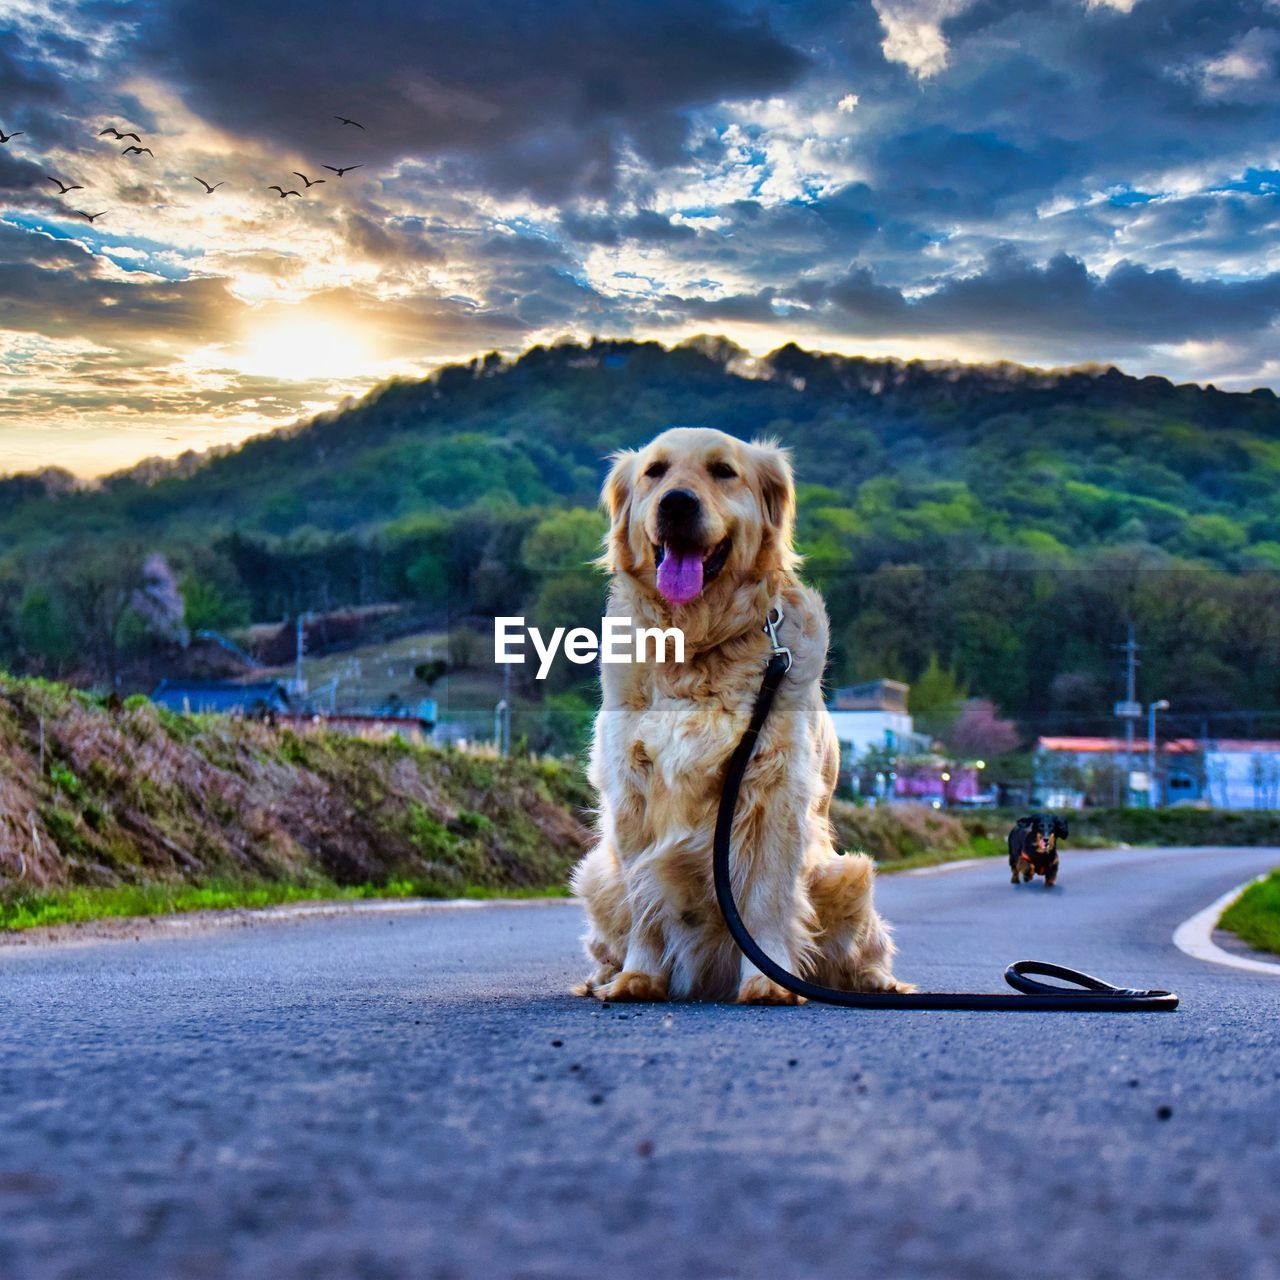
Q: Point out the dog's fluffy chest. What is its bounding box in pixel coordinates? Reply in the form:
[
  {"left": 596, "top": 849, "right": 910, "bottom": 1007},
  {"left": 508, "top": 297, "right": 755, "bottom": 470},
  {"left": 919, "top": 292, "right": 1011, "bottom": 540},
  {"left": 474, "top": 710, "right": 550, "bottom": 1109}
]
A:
[{"left": 630, "top": 691, "right": 743, "bottom": 793}]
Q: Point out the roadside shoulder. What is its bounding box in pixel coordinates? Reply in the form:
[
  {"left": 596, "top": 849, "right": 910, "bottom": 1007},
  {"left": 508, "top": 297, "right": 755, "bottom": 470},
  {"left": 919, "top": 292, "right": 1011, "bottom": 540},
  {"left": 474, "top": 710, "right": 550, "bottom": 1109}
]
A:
[
  {"left": 1172, "top": 877, "right": 1280, "bottom": 976},
  {"left": 0, "top": 895, "right": 577, "bottom": 952}
]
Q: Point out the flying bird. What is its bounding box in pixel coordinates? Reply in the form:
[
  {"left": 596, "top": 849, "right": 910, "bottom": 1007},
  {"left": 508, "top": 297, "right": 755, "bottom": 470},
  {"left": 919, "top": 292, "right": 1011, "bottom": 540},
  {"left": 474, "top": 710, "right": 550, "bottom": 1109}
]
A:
[
  {"left": 322, "top": 164, "right": 363, "bottom": 177},
  {"left": 292, "top": 171, "right": 325, "bottom": 188},
  {"left": 334, "top": 116, "right": 365, "bottom": 129},
  {"left": 122, "top": 145, "right": 154, "bottom": 157},
  {"left": 73, "top": 210, "right": 108, "bottom": 222},
  {"left": 267, "top": 186, "right": 301, "bottom": 198},
  {"left": 0, "top": 127, "right": 24, "bottom": 144},
  {"left": 193, "top": 176, "right": 226, "bottom": 193},
  {"left": 99, "top": 127, "right": 142, "bottom": 142},
  {"left": 45, "top": 175, "right": 84, "bottom": 194}
]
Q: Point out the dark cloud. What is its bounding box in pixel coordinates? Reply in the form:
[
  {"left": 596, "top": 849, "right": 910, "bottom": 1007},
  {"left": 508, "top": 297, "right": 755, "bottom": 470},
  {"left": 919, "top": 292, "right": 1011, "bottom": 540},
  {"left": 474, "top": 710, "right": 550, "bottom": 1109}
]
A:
[
  {"left": 810, "top": 266, "right": 909, "bottom": 325},
  {"left": 479, "top": 262, "right": 618, "bottom": 329},
  {"left": 0, "top": 32, "right": 76, "bottom": 108},
  {"left": 343, "top": 211, "right": 445, "bottom": 264},
  {"left": 131, "top": 0, "right": 808, "bottom": 200},
  {"left": 0, "top": 148, "right": 55, "bottom": 196},
  {"left": 560, "top": 208, "right": 698, "bottom": 246},
  {"left": 632, "top": 247, "right": 1280, "bottom": 357},
  {"left": 663, "top": 286, "right": 781, "bottom": 324},
  {"left": 811, "top": 249, "right": 1280, "bottom": 347},
  {"left": 0, "top": 225, "right": 238, "bottom": 344},
  {"left": 873, "top": 126, "right": 1077, "bottom": 218},
  {"left": 928, "top": 0, "right": 1280, "bottom": 186},
  {"left": 1110, "top": 190, "right": 1280, "bottom": 264}
]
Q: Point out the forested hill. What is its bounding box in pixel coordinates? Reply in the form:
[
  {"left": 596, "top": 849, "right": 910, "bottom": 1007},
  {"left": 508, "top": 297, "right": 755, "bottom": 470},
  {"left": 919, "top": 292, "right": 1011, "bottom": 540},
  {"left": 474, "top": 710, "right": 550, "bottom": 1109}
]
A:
[
  {"left": 4, "top": 336, "right": 1280, "bottom": 731},
  {"left": 7, "top": 336, "right": 1280, "bottom": 561}
]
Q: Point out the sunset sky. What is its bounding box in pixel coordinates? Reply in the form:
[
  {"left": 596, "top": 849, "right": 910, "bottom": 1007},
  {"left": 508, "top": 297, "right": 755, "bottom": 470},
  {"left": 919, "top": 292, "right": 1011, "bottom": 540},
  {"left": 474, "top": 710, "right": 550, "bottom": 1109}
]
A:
[{"left": 2, "top": 0, "right": 1279, "bottom": 477}]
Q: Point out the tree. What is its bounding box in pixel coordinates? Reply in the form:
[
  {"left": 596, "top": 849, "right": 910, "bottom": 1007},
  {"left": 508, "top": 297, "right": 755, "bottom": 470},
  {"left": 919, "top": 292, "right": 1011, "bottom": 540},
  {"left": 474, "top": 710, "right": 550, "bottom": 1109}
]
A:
[
  {"left": 520, "top": 508, "right": 606, "bottom": 573},
  {"left": 910, "top": 655, "right": 967, "bottom": 739},
  {"left": 57, "top": 545, "right": 145, "bottom": 687},
  {"left": 945, "top": 698, "right": 1020, "bottom": 760},
  {"left": 413, "top": 658, "right": 448, "bottom": 689},
  {"left": 405, "top": 552, "right": 447, "bottom": 602},
  {"left": 521, "top": 509, "right": 608, "bottom": 690},
  {"left": 17, "top": 586, "right": 76, "bottom": 672},
  {"left": 132, "top": 554, "right": 189, "bottom": 647},
  {"left": 180, "top": 572, "right": 250, "bottom": 633}
]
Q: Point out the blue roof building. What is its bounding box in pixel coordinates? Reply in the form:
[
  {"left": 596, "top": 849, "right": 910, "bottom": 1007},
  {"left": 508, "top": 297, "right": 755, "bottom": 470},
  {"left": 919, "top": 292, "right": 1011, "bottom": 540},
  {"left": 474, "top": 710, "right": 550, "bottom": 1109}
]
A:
[{"left": 150, "top": 680, "right": 291, "bottom": 717}]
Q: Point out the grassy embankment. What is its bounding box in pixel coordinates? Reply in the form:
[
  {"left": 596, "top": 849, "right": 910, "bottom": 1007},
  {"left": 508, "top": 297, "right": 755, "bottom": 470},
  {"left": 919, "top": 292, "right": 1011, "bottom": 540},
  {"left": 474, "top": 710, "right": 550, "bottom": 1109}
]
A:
[
  {"left": 5, "top": 674, "right": 1280, "bottom": 930},
  {"left": 1218, "top": 870, "right": 1280, "bottom": 956},
  {"left": 0, "top": 674, "right": 592, "bottom": 931}
]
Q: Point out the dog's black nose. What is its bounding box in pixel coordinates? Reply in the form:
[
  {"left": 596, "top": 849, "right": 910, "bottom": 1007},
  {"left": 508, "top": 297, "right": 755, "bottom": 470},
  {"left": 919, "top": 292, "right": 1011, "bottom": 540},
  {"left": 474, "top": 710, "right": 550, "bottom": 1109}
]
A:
[{"left": 658, "top": 488, "right": 700, "bottom": 525}]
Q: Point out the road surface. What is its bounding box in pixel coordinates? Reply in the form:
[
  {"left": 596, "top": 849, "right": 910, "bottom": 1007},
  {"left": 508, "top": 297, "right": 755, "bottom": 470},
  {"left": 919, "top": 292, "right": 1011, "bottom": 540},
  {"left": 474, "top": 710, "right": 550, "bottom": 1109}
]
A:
[{"left": 1, "top": 846, "right": 1278, "bottom": 1280}]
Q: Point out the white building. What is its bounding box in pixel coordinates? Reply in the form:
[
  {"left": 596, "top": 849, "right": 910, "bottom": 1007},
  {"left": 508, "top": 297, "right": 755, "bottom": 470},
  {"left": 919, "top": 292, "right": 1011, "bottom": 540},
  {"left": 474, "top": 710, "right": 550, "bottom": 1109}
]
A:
[
  {"left": 1035, "top": 736, "right": 1280, "bottom": 809},
  {"left": 1202, "top": 741, "right": 1280, "bottom": 810},
  {"left": 826, "top": 680, "right": 929, "bottom": 763}
]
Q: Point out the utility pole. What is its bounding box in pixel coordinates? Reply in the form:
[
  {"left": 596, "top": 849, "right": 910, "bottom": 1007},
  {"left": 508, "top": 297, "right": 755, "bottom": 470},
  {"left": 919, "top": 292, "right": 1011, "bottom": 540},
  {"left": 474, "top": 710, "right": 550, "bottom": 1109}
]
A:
[
  {"left": 295, "top": 612, "right": 305, "bottom": 692},
  {"left": 1114, "top": 625, "right": 1141, "bottom": 807},
  {"left": 1148, "top": 699, "right": 1169, "bottom": 808},
  {"left": 290, "top": 612, "right": 311, "bottom": 699},
  {"left": 496, "top": 660, "right": 512, "bottom": 756},
  {"left": 503, "top": 660, "right": 511, "bottom": 755}
]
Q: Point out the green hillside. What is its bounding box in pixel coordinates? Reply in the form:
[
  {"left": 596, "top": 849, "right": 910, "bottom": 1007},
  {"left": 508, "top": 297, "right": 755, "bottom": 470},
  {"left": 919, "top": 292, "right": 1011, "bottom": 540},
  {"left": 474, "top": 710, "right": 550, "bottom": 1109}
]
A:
[{"left": 4, "top": 336, "right": 1280, "bottom": 736}]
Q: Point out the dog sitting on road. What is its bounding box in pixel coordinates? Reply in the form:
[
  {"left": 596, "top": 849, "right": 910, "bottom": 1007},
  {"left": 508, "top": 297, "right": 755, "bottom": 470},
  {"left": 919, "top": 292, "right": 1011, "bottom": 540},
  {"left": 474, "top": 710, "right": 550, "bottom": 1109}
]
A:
[
  {"left": 571, "top": 427, "right": 910, "bottom": 1003},
  {"left": 1008, "top": 815, "right": 1068, "bottom": 887}
]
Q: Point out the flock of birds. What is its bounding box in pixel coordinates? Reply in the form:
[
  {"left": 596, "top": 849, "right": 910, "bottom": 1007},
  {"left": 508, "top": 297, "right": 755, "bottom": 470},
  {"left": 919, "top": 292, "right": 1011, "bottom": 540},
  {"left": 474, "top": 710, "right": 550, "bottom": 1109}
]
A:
[{"left": 0, "top": 115, "right": 369, "bottom": 224}]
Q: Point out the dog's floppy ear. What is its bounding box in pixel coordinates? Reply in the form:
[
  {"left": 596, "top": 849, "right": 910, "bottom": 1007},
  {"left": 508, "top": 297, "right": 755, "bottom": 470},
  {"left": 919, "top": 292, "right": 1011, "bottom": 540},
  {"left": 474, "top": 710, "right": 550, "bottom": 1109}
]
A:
[
  {"left": 598, "top": 448, "right": 638, "bottom": 572},
  {"left": 1014, "top": 816, "right": 1033, "bottom": 828},
  {"left": 749, "top": 438, "right": 797, "bottom": 559},
  {"left": 1053, "top": 816, "right": 1069, "bottom": 838}
]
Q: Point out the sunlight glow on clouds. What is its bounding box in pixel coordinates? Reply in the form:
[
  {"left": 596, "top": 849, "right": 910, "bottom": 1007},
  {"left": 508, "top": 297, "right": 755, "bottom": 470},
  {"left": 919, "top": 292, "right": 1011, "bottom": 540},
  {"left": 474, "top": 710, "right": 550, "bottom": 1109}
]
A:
[{"left": 234, "top": 313, "right": 380, "bottom": 383}]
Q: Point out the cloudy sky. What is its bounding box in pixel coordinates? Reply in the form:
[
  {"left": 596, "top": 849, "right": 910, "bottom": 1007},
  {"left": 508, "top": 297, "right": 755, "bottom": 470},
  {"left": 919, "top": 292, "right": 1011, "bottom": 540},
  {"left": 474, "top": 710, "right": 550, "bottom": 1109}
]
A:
[{"left": 2, "top": 0, "right": 1279, "bottom": 476}]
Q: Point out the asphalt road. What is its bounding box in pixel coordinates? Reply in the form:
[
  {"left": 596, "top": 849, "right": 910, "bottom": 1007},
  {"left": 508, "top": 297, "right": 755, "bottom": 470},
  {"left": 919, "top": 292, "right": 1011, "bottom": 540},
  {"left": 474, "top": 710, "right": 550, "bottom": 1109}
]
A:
[{"left": 1, "top": 846, "right": 1278, "bottom": 1280}]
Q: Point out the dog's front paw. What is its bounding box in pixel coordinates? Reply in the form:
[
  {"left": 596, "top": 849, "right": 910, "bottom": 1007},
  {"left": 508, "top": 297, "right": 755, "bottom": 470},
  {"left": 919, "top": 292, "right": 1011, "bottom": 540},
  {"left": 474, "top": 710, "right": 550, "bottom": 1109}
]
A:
[
  {"left": 736, "top": 975, "right": 805, "bottom": 1006},
  {"left": 571, "top": 962, "right": 621, "bottom": 997},
  {"left": 858, "top": 968, "right": 916, "bottom": 995},
  {"left": 594, "top": 970, "right": 668, "bottom": 1002}
]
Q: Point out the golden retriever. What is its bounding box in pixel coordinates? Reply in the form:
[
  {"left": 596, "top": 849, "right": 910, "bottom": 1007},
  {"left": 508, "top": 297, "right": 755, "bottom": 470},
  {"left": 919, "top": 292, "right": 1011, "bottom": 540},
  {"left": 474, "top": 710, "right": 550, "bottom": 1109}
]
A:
[{"left": 570, "top": 426, "right": 909, "bottom": 1004}]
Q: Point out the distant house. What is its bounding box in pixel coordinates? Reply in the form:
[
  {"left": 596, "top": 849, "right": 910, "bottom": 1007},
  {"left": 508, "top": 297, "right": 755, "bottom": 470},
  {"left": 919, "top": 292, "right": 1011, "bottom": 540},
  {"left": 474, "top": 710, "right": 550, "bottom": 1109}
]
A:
[
  {"left": 150, "top": 679, "right": 292, "bottom": 717},
  {"left": 826, "top": 680, "right": 930, "bottom": 763},
  {"left": 1035, "top": 736, "right": 1280, "bottom": 809},
  {"left": 825, "top": 680, "right": 985, "bottom": 805},
  {"left": 1201, "top": 741, "right": 1280, "bottom": 809}
]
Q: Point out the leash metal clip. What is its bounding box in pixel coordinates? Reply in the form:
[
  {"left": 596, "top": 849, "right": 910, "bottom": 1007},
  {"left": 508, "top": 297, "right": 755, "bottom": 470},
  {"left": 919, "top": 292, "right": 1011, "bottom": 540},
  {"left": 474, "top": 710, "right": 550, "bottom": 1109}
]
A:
[{"left": 762, "top": 605, "right": 793, "bottom": 673}]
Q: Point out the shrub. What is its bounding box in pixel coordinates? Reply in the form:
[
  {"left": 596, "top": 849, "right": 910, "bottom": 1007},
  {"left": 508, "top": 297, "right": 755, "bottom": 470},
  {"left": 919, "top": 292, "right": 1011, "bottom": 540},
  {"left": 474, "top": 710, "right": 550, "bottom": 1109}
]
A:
[{"left": 830, "top": 801, "right": 971, "bottom": 863}]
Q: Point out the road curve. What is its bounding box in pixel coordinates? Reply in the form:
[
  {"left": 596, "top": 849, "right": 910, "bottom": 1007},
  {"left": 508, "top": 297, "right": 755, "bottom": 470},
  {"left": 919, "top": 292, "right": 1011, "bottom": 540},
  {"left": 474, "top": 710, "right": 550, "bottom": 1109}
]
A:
[{"left": 1, "top": 845, "right": 1278, "bottom": 1280}]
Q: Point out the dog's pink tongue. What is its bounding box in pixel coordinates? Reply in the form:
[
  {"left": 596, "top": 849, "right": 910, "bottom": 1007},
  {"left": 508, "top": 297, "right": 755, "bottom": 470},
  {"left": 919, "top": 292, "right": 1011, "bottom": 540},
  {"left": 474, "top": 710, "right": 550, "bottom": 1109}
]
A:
[{"left": 657, "top": 546, "right": 703, "bottom": 605}]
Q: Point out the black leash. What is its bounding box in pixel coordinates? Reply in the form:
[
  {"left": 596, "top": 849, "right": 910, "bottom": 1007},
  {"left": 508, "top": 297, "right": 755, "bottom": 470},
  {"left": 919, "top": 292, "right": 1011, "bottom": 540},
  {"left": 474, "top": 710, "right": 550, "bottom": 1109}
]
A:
[{"left": 712, "top": 613, "right": 1179, "bottom": 1012}]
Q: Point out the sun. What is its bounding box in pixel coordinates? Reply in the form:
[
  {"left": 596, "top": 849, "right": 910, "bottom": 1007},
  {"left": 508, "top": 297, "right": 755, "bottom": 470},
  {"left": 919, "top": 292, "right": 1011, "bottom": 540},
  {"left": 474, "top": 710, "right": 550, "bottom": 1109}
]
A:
[{"left": 234, "top": 314, "right": 376, "bottom": 382}]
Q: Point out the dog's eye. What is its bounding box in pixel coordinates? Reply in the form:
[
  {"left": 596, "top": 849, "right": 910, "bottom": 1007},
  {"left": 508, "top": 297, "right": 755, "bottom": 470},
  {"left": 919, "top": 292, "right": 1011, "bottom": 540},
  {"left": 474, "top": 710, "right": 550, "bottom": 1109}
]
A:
[
  {"left": 644, "top": 460, "right": 669, "bottom": 480},
  {"left": 708, "top": 461, "right": 737, "bottom": 480}
]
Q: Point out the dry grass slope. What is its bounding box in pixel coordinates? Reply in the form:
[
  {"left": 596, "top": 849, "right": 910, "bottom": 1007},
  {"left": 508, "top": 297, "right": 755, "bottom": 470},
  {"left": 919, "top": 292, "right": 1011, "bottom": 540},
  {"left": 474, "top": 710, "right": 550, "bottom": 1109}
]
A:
[{"left": 0, "top": 676, "right": 593, "bottom": 904}]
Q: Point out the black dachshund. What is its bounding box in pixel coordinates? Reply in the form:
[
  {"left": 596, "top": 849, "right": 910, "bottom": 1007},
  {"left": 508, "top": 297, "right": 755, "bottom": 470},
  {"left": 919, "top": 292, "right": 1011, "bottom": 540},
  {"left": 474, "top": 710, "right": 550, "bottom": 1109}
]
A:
[{"left": 1008, "top": 814, "right": 1068, "bottom": 886}]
